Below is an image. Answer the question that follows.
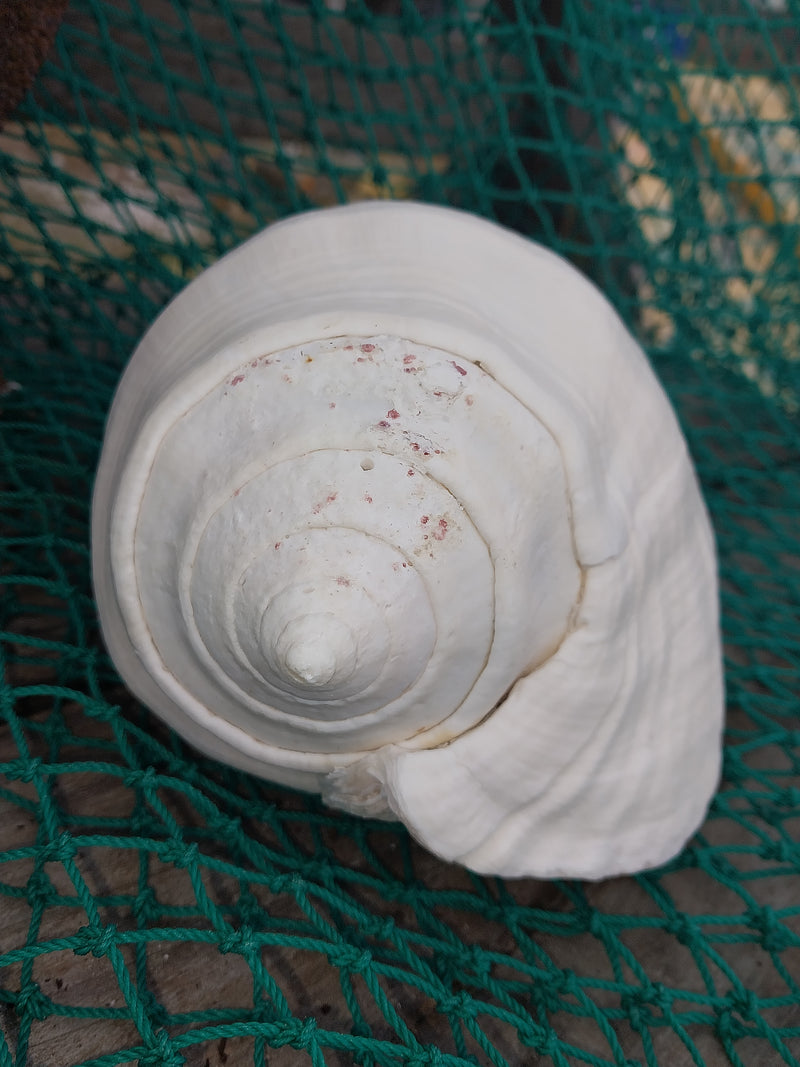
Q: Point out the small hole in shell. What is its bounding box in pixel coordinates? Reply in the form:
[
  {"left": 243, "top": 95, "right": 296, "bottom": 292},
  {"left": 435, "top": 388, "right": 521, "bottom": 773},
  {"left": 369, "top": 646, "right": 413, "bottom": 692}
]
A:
[{"left": 360, "top": 458, "right": 374, "bottom": 471}]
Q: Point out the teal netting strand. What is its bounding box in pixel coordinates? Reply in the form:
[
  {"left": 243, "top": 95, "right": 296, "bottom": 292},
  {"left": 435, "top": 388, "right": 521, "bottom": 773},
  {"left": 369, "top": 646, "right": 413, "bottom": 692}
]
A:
[{"left": 1, "top": 2, "right": 799, "bottom": 1066}]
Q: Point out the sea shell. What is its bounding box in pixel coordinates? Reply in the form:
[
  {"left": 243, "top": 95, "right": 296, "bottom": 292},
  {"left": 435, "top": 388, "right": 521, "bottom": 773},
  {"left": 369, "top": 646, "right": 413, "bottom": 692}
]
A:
[{"left": 91, "top": 201, "right": 724, "bottom": 880}]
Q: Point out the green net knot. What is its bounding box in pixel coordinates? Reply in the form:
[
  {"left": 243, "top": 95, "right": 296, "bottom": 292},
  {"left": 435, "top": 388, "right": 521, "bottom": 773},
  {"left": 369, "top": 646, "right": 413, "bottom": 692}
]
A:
[
  {"left": 138, "top": 1029, "right": 185, "bottom": 1067},
  {"left": 518, "top": 1023, "right": 559, "bottom": 1056},
  {"left": 747, "top": 906, "right": 796, "bottom": 953},
  {"left": 406, "top": 1046, "right": 447, "bottom": 1067},
  {"left": 620, "top": 983, "right": 670, "bottom": 1031},
  {"left": 25, "top": 870, "right": 57, "bottom": 909},
  {"left": 327, "top": 944, "right": 372, "bottom": 975},
  {"left": 40, "top": 831, "right": 76, "bottom": 865},
  {"left": 124, "top": 766, "right": 160, "bottom": 792},
  {"left": 269, "top": 1016, "right": 318, "bottom": 1052},
  {"left": 208, "top": 813, "right": 243, "bottom": 840},
  {"left": 3, "top": 757, "right": 43, "bottom": 783},
  {"left": 578, "top": 906, "right": 608, "bottom": 940},
  {"left": 159, "top": 839, "right": 200, "bottom": 869},
  {"left": 360, "top": 915, "right": 395, "bottom": 942},
  {"left": 84, "top": 699, "right": 119, "bottom": 723},
  {"left": 759, "top": 838, "right": 799, "bottom": 864},
  {"left": 665, "top": 915, "right": 700, "bottom": 948},
  {"left": 15, "top": 982, "right": 51, "bottom": 1023},
  {"left": 537, "top": 968, "right": 581, "bottom": 1013},
  {"left": 436, "top": 991, "right": 475, "bottom": 1021},
  {"left": 715, "top": 1003, "right": 753, "bottom": 1045},
  {"left": 269, "top": 872, "right": 305, "bottom": 895},
  {"left": 218, "top": 925, "right": 258, "bottom": 957},
  {"left": 74, "top": 923, "right": 118, "bottom": 958},
  {"left": 725, "top": 988, "right": 761, "bottom": 1022}
]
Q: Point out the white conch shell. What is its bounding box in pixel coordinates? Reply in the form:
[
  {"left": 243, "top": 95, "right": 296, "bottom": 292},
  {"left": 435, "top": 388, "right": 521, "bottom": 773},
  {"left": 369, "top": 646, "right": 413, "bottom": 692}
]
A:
[{"left": 92, "top": 201, "right": 724, "bottom": 880}]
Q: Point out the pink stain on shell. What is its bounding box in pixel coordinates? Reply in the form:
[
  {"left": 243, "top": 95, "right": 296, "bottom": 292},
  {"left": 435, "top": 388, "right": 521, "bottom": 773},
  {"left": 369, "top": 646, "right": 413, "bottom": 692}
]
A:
[
  {"left": 312, "top": 493, "right": 337, "bottom": 515},
  {"left": 231, "top": 374, "right": 245, "bottom": 386},
  {"left": 387, "top": 409, "right": 400, "bottom": 419},
  {"left": 361, "top": 343, "right": 376, "bottom": 353},
  {"left": 433, "top": 519, "right": 448, "bottom": 541},
  {"left": 449, "top": 361, "right": 467, "bottom": 376}
]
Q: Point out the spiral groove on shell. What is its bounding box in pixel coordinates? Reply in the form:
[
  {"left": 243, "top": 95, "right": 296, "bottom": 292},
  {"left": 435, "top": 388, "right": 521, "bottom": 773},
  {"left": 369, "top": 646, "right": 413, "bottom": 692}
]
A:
[{"left": 93, "top": 202, "right": 724, "bottom": 879}]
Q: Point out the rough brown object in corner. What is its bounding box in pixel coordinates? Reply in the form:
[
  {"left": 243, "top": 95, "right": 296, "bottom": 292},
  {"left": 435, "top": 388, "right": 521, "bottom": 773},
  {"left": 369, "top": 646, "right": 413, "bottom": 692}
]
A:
[{"left": 0, "top": 0, "right": 70, "bottom": 128}]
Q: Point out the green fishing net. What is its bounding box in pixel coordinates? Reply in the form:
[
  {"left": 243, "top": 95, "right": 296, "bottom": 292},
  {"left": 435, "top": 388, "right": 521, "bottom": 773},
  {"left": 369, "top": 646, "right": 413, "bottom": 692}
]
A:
[{"left": 1, "top": 2, "right": 799, "bottom": 1065}]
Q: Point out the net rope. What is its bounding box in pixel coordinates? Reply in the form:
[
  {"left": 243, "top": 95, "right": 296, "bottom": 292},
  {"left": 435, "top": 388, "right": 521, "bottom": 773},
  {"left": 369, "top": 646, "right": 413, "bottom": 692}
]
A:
[{"left": 1, "top": 2, "right": 799, "bottom": 1065}]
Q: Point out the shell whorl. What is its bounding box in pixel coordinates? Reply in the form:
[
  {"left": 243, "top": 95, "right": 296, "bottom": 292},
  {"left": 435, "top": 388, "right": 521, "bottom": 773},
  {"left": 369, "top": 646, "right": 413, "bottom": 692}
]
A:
[
  {"left": 109, "top": 333, "right": 579, "bottom": 761},
  {"left": 92, "top": 202, "right": 724, "bottom": 880}
]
